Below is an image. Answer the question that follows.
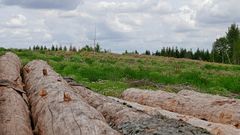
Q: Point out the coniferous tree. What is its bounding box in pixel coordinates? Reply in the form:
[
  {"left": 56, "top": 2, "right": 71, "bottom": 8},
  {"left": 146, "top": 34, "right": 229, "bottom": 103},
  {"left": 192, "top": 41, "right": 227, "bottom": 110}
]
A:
[
  {"left": 51, "top": 45, "right": 55, "bottom": 51},
  {"left": 161, "top": 47, "right": 166, "bottom": 56},
  {"left": 72, "top": 46, "right": 77, "bottom": 52},
  {"left": 175, "top": 47, "right": 180, "bottom": 58},
  {"left": 36, "top": 45, "right": 40, "bottom": 50},
  {"left": 226, "top": 24, "right": 240, "bottom": 63},
  {"left": 55, "top": 45, "right": 58, "bottom": 51},
  {"left": 69, "top": 45, "right": 73, "bottom": 51},
  {"left": 94, "top": 43, "right": 101, "bottom": 52},
  {"left": 59, "top": 46, "right": 63, "bottom": 51},
  {"left": 145, "top": 50, "right": 151, "bottom": 55},
  {"left": 155, "top": 50, "right": 161, "bottom": 56},
  {"left": 64, "top": 46, "right": 67, "bottom": 51},
  {"left": 135, "top": 50, "right": 139, "bottom": 54}
]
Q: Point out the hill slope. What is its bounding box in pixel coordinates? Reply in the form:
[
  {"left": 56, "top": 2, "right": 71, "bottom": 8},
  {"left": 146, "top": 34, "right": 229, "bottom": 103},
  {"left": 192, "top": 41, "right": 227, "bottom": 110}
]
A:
[{"left": 1, "top": 48, "right": 240, "bottom": 97}]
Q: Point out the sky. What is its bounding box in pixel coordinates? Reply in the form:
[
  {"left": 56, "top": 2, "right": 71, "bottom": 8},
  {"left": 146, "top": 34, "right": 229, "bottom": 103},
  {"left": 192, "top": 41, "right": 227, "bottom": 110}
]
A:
[{"left": 0, "top": 0, "right": 239, "bottom": 53}]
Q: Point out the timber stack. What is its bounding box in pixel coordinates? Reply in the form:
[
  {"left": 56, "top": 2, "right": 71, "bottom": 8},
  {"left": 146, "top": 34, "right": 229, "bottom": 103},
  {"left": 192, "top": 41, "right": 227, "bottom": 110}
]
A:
[{"left": 1, "top": 52, "right": 240, "bottom": 135}]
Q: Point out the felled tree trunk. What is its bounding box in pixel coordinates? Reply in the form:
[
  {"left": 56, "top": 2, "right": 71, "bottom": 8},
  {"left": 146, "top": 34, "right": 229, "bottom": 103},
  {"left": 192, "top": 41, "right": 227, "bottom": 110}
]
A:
[
  {"left": 68, "top": 82, "right": 210, "bottom": 135},
  {"left": 110, "top": 97, "right": 240, "bottom": 135},
  {"left": 122, "top": 88, "right": 240, "bottom": 128},
  {"left": 23, "top": 60, "right": 119, "bottom": 135},
  {"left": 0, "top": 52, "right": 33, "bottom": 135}
]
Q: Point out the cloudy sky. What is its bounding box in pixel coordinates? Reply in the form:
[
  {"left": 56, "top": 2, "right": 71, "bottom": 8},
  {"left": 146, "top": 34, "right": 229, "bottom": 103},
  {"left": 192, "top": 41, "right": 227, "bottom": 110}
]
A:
[{"left": 0, "top": 0, "right": 239, "bottom": 53}]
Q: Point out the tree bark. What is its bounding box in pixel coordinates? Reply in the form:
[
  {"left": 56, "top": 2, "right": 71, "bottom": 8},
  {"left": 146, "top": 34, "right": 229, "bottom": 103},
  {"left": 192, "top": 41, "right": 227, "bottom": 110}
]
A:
[
  {"left": 68, "top": 82, "right": 211, "bottom": 135},
  {"left": 122, "top": 88, "right": 240, "bottom": 128},
  {"left": 23, "top": 60, "right": 119, "bottom": 135},
  {"left": 0, "top": 52, "right": 33, "bottom": 135}
]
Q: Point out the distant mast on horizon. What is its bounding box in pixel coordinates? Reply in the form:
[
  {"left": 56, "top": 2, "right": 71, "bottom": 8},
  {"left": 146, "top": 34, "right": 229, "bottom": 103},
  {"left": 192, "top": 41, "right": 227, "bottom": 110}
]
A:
[{"left": 93, "top": 23, "right": 97, "bottom": 48}]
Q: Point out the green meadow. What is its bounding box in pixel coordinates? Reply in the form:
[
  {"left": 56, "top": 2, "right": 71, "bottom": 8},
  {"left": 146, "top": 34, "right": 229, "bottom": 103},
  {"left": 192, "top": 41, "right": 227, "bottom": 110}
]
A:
[{"left": 1, "top": 48, "right": 240, "bottom": 98}]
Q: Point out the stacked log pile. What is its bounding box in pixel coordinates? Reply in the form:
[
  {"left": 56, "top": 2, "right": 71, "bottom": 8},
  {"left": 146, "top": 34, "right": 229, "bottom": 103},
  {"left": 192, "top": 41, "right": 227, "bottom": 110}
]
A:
[
  {"left": 110, "top": 97, "right": 240, "bottom": 135},
  {"left": 0, "top": 52, "right": 33, "bottom": 135},
  {"left": 23, "top": 60, "right": 119, "bottom": 135},
  {"left": 122, "top": 88, "right": 240, "bottom": 128},
  {"left": 67, "top": 81, "right": 211, "bottom": 135},
  {"left": 1, "top": 51, "right": 239, "bottom": 135}
]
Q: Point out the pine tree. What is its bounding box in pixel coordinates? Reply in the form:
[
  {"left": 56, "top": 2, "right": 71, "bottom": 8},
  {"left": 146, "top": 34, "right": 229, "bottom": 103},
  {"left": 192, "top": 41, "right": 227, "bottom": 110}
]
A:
[
  {"left": 155, "top": 50, "right": 161, "bottom": 56},
  {"left": 175, "top": 47, "right": 179, "bottom": 58},
  {"left": 36, "top": 45, "right": 40, "bottom": 50},
  {"left": 55, "top": 46, "right": 58, "bottom": 51},
  {"left": 64, "top": 46, "right": 67, "bottom": 51},
  {"left": 69, "top": 45, "right": 73, "bottom": 51},
  {"left": 145, "top": 50, "right": 151, "bottom": 55},
  {"left": 226, "top": 24, "right": 240, "bottom": 63},
  {"left": 72, "top": 46, "right": 77, "bottom": 52},
  {"left": 59, "top": 46, "right": 63, "bottom": 51},
  {"left": 94, "top": 43, "right": 101, "bottom": 52},
  {"left": 51, "top": 45, "right": 55, "bottom": 51},
  {"left": 135, "top": 50, "right": 139, "bottom": 54}
]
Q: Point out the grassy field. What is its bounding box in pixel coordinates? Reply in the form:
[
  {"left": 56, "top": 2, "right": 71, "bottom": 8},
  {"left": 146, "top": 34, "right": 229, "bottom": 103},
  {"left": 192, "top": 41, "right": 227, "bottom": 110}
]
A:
[{"left": 1, "top": 48, "right": 240, "bottom": 98}]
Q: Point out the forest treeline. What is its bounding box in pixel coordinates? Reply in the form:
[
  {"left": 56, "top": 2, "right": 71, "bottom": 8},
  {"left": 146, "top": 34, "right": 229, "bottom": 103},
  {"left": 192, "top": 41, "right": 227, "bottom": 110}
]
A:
[
  {"left": 28, "top": 24, "right": 240, "bottom": 65},
  {"left": 212, "top": 24, "right": 240, "bottom": 64}
]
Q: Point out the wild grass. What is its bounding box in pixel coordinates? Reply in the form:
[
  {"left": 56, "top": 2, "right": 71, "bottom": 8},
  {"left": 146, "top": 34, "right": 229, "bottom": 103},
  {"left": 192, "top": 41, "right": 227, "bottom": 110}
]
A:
[{"left": 1, "top": 48, "right": 240, "bottom": 97}]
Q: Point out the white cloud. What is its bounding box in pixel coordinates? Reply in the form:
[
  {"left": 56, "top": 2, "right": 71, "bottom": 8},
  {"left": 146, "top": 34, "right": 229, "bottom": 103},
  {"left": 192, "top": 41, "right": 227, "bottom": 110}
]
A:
[
  {"left": 5, "top": 14, "right": 27, "bottom": 27},
  {"left": 0, "top": 0, "right": 239, "bottom": 52},
  {"left": 196, "top": 0, "right": 240, "bottom": 24},
  {"left": 152, "top": 0, "right": 173, "bottom": 14}
]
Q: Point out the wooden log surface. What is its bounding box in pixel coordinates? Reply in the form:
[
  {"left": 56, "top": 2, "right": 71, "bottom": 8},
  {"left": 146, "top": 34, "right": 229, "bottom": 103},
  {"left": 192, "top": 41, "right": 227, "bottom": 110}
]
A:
[
  {"left": 122, "top": 88, "right": 240, "bottom": 128},
  {"left": 110, "top": 97, "right": 240, "bottom": 135},
  {"left": 0, "top": 52, "right": 33, "bottom": 135},
  {"left": 67, "top": 81, "right": 211, "bottom": 135},
  {"left": 23, "top": 60, "right": 119, "bottom": 135}
]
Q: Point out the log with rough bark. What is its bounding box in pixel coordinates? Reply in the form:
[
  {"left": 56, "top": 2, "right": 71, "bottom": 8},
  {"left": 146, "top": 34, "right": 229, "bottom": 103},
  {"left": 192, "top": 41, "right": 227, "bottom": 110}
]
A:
[
  {"left": 67, "top": 80, "right": 210, "bottom": 135},
  {"left": 23, "top": 60, "right": 119, "bottom": 135},
  {"left": 122, "top": 88, "right": 240, "bottom": 128},
  {"left": 0, "top": 52, "right": 33, "bottom": 135},
  {"left": 110, "top": 97, "right": 240, "bottom": 135}
]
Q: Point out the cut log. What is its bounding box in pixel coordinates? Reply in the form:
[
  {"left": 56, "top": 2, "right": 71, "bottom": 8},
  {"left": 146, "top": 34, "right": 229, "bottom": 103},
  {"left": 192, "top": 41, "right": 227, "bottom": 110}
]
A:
[
  {"left": 0, "top": 52, "right": 33, "bottom": 135},
  {"left": 23, "top": 60, "right": 119, "bottom": 135},
  {"left": 110, "top": 97, "right": 240, "bottom": 135},
  {"left": 122, "top": 88, "right": 240, "bottom": 128},
  {"left": 67, "top": 81, "right": 210, "bottom": 135}
]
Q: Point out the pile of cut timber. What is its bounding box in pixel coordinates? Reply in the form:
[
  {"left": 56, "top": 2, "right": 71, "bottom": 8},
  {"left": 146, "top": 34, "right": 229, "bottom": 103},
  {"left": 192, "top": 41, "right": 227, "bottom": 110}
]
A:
[
  {"left": 68, "top": 81, "right": 217, "bottom": 135},
  {"left": 68, "top": 80, "right": 240, "bottom": 135},
  {"left": 0, "top": 52, "right": 33, "bottom": 135},
  {"left": 23, "top": 60, "right": 119, "bottom": 135},
  {"left": 110, "top": 97, "right": 240, "bottom": 135},
  {"left": 1, "top": 51, "right": 240, "bottom": 135},
  {"left": 122, "top": 88, "right": 240, "bottom": 129}
]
